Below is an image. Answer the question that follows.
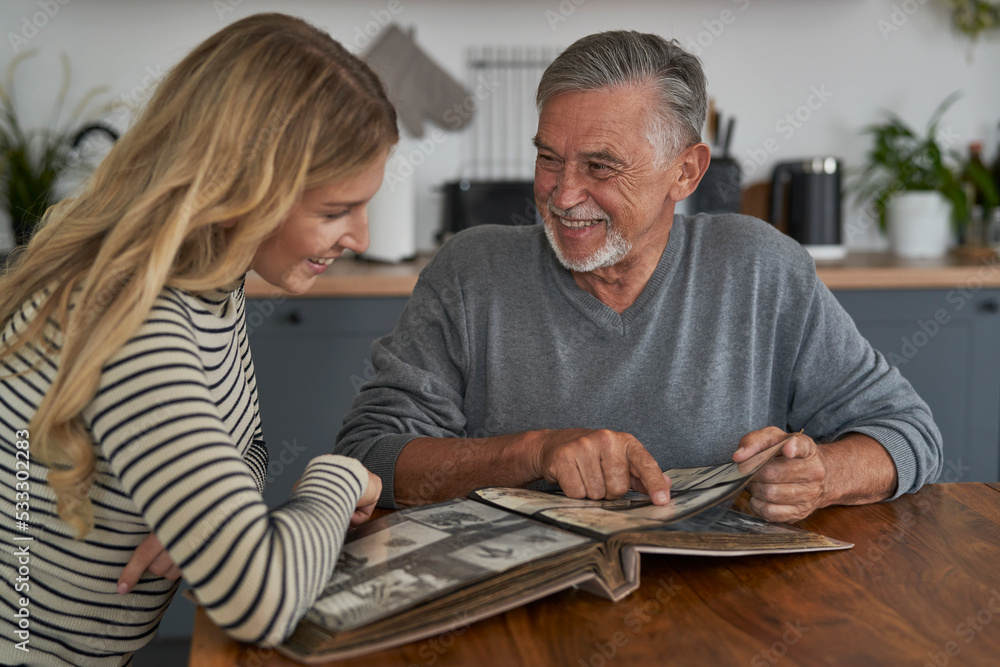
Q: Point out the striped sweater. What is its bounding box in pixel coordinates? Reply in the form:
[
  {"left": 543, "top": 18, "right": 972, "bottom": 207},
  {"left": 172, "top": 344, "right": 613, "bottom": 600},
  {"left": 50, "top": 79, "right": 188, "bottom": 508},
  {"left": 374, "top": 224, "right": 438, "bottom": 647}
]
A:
[{"left": 0, "top": 283, "right": 367, "bottom": 666}]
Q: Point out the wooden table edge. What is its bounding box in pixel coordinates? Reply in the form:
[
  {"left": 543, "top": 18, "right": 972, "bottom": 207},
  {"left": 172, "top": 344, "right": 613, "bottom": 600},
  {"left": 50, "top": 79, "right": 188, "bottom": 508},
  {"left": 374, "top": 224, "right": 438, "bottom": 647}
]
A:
[{"left": 187, "top": 482, "right": 1000, "bottom": 666}]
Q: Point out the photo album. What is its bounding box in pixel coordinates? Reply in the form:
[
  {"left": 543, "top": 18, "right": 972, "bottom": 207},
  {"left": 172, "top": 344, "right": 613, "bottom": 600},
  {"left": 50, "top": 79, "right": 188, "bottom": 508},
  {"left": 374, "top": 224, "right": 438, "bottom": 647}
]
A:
[{"left": 279, "top": 441, "right": 852, "bottom": 663}]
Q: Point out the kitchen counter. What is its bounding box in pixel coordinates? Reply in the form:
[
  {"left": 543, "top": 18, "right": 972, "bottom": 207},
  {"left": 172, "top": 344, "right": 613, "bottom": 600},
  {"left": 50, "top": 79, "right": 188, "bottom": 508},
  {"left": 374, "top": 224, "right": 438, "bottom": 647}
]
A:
[
  {"left": 244, "top": 250, "right": 1000, "bottom": 298},
  {"left": 815, "top": 250, "right": 1000, "bottom": 290},
  {"left": 245, "top": 254, "right": 432, "bottom": 298}
]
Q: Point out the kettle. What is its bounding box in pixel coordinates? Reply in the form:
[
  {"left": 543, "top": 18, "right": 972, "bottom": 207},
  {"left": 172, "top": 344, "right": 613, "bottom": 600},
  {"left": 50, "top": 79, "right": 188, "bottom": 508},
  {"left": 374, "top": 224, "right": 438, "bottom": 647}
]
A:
[{"left": 769, "top": 157, "right": 846, "bottom": 260}]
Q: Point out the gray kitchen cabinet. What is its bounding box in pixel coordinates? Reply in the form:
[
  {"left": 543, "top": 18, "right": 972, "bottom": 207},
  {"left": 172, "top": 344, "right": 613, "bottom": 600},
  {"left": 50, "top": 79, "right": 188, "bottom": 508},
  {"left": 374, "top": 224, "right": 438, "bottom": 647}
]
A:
[
  {"left": 246, "top": 296, "right": 409, "bottom": 506},
  {"left": 833, "top": 289, "right": 1000, "bottom": 483}
]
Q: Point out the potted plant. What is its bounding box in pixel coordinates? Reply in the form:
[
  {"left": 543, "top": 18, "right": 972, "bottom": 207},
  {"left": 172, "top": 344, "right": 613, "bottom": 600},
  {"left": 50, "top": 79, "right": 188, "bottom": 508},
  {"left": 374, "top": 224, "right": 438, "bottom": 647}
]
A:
[
  {"left": 0, "top": 50, "right": 111, "bottom": 251},
  {"left": 942, "top": 0, "right": 1000, "bottom": 42},
  {"left": 854, "top": 92, "right": 996, "bottom": 258}
]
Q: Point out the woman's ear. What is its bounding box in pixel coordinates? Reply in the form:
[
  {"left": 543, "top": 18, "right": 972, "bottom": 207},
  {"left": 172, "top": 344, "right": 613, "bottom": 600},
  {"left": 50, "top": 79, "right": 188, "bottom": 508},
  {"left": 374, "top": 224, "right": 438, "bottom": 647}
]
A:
[{"left": 667, "top": 142, "right": 712, "bottom": 202}]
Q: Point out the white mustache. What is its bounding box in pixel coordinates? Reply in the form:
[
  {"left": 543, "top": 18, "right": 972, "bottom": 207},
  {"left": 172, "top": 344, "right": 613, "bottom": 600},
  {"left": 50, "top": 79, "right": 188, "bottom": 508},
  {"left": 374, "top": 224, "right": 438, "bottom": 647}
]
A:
[{"left": 546, "top": 198, "right": 609, "bottom": 222}]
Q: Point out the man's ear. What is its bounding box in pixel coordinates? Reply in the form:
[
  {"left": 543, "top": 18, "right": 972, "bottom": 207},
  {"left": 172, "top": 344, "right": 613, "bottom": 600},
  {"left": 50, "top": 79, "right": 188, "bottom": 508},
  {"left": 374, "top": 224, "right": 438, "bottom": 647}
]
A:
[{"left": 667, "top": 142, "right": 712, "bottom": 202}]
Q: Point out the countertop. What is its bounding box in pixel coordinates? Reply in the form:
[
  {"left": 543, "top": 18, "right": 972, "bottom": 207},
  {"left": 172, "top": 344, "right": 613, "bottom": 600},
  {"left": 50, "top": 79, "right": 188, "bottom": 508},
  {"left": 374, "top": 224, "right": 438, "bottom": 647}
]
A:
[{"left": 244, "top": 250, "right": 1000, "bottom": 298}]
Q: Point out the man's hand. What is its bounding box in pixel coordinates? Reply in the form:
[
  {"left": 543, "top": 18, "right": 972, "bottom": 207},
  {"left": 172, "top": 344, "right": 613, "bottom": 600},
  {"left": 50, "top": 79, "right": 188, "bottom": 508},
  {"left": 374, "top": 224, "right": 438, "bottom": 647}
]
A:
[
  {"left": 733, "top": 427, "right": 831, "bottom": 523},
  {"left": 532, "top": 428, "right": 671, "bottom": 505},
  {"left": 117, "top": 533, "right": 181, "bottom": 595},
  {"left": 733, "top": 426, "right": 898, "bottom": 523},
  {"left": 394, "top": 429, "right": 671, "bottom": 507},
  {"left": 351, "top": 469, "right": 382, "bottom": 525}
]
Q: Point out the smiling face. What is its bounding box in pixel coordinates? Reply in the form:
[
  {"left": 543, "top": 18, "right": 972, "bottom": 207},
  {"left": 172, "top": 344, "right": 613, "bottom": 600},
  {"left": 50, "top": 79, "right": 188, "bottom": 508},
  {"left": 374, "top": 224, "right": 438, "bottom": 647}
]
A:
[
  {"left": 251, "top": 156, "right": 387, "bottom": 294},
  {"left": 533, "top": 85, "right": 679, "bottom": 277}
]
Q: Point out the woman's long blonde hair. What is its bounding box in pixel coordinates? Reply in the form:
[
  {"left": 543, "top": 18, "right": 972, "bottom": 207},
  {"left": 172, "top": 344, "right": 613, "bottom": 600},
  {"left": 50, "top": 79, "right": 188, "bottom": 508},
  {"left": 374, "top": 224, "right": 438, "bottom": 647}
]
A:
[{"left": 0, "top": 13, "right": 398, "bottom": 538}]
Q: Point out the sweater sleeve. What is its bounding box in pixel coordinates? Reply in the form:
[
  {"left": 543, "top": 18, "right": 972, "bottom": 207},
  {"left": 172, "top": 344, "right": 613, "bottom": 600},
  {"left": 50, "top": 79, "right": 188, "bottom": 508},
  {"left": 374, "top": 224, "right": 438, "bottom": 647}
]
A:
[
  {"left": 787, "top": 277, "right": 944, "bottom": 498},
  {"left": 335, "top": 249, "right": 471, "bottom": 508},
  {"left": 244, "top": 439, "right": 269, "bottom": 495},
  {"left": 84, "top": 316, "right": 367, "bottom": 646},
  {"left": 234, "top": 285, "right": 269, "bottom": 496}
]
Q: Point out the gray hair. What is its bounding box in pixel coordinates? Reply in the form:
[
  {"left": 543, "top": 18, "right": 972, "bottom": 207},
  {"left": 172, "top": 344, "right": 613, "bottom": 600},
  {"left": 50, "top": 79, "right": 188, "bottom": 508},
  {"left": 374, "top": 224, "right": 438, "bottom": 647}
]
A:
[{"left": 536, "top": 31, "right": 707, "bottom": 164}]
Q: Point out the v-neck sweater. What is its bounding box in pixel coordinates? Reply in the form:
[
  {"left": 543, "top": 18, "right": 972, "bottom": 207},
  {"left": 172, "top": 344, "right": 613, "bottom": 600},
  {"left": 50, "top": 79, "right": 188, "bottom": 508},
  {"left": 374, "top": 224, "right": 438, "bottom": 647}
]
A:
[{"left": 336, "top": 214, "right": 942, "bottom": 509}]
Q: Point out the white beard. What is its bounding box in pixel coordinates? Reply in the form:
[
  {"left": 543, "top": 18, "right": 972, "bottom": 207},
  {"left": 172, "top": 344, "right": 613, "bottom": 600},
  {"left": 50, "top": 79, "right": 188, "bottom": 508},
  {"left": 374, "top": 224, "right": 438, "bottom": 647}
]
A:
[{"left": 542, "top": 198, "right": 632, "bottom": 272}]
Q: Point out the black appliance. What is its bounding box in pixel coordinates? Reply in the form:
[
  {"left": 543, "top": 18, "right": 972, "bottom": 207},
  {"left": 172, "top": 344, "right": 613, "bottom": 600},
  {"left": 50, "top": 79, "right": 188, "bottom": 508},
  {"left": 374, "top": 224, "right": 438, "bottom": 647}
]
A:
[
  {"left": 690, "top": 115, "right": 741, "bottom": 215},
  {"left": 769, "top": 157, "right": 844, "bottom": 257},
  {"left": 689, "top": 156, "right": 742, "bottom": 214},
  {"left": 440, "top": 180, "right": 538, "bottom": 238}
]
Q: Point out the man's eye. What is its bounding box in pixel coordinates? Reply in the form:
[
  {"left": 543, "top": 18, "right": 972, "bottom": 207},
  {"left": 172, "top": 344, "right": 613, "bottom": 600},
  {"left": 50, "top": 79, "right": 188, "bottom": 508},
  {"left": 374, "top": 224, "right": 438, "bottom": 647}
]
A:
[
  {"left": 590, "top": 163, "right": 613, "bottom": 175},
  {"left": 537, "top": 155, "right": 561, "bottom": 166},
  {"left": 325, "top": 210, "right": 349, "bottom": 220}
]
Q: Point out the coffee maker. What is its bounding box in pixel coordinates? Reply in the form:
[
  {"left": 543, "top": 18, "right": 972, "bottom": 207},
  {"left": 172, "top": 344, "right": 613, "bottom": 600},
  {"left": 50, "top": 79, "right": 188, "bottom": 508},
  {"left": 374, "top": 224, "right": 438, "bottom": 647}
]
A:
[{"left": 769, "top": 157, "right": 846, "bottom": 260}]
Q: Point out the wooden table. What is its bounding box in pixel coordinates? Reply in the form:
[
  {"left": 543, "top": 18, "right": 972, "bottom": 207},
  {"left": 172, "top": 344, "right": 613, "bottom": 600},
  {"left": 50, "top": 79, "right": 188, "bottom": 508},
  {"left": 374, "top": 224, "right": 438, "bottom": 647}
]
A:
[{"left": 189, "top": 483, "right": 1000, "bottom": 666}]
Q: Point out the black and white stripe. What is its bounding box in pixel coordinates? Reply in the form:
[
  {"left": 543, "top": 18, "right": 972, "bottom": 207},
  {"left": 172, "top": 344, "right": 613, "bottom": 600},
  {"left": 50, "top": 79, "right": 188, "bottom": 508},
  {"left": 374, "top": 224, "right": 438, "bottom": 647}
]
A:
[{"left": 1, "top": 284, "right": 366, "bottom": 666}]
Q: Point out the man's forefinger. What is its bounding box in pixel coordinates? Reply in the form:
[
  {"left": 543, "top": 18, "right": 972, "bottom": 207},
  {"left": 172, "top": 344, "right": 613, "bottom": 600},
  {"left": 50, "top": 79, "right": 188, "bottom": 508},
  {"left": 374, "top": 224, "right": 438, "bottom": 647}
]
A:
[{"left": 627, "top": 446, "right": 671, "bottom": 504}]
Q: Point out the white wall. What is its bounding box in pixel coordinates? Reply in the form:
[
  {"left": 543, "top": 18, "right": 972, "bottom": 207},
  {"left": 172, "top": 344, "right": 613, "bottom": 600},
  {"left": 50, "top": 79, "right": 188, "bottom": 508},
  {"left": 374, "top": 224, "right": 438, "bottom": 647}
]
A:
[{"left": 2, "top": 0, "right": 999, "bottom": 252}]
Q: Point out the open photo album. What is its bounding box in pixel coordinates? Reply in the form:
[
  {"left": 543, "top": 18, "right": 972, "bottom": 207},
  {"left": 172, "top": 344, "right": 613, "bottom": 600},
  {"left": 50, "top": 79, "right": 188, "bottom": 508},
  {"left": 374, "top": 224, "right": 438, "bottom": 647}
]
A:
[{"left": 278, "top": 442, "right": 852, "bottom": 663}]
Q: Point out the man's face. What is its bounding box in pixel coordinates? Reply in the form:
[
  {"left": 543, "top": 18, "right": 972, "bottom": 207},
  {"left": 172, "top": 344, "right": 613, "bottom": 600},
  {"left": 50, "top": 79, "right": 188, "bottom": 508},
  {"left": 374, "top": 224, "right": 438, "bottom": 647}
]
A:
[{"left": 533, "top": 86, "right": 676, "bottom": 273}]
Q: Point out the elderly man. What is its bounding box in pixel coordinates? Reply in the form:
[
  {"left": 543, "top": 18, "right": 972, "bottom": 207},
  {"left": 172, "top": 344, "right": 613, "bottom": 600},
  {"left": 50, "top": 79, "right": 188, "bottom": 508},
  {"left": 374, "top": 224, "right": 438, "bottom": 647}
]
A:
[{"left": 336, "top": 31, "right": 942, "bottom": 523}]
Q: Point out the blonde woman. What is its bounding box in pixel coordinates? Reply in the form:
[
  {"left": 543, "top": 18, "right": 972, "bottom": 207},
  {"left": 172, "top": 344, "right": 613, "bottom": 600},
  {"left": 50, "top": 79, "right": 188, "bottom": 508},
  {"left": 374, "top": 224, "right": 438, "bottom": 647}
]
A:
[{"left": 0, "top": 13, "right": 394, "bottom": 665}]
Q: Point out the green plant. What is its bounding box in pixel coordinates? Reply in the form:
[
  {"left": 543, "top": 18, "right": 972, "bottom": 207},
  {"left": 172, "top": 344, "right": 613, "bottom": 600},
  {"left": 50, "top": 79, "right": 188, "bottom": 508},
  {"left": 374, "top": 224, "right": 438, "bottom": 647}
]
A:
[
  {"left": 942, "top": 0, "right": 1000, "bottom": 40},
  {"left": 0, "top": 50, "right": 109, "bottom": 247},
  {"left": 854, "top": 92, "right": 997, "bottom": 231}
]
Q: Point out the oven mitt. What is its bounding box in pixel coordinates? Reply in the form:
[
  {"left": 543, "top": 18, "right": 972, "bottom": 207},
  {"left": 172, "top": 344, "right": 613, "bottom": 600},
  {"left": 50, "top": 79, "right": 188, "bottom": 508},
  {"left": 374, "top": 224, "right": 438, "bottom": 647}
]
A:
[{"left": 363, "top": 24, "right": 473, "bottom": 137}]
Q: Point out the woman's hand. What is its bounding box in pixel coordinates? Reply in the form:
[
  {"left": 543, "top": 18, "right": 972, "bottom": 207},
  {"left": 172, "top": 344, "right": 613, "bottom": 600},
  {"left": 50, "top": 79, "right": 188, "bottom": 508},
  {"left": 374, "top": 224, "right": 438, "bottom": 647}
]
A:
[
  {"left": 117, "top": 533, "right": 182, "bottom": 594},
  {"left": 351, "top": 469, "right": 382, "bottom": 526}
]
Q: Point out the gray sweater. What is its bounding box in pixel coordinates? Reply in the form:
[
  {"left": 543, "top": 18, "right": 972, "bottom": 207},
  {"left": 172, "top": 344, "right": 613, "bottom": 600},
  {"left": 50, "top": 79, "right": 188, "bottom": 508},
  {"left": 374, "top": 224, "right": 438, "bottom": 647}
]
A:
[{"left": 336, "top": 214, "right": 943, "bottom": 507}]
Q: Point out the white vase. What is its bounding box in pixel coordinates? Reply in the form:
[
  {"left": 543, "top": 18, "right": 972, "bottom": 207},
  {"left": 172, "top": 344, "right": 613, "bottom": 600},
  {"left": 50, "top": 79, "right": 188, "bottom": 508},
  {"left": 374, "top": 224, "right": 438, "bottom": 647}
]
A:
[
  {"left": 886, "top": 191, "right": 952, "bottom": 259},
  {"left": 364, "top": 135, "right": 417, "bottom": 263}
]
